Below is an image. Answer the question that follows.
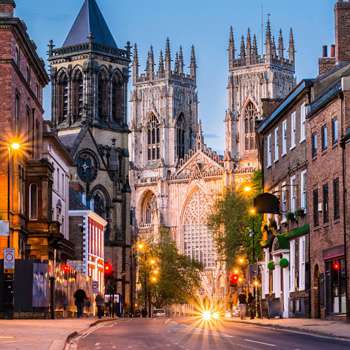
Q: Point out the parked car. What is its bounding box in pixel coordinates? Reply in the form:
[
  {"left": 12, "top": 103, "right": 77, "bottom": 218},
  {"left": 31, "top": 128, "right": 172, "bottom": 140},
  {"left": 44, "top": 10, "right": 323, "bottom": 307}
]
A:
[{"left": 153, "top": 308, "right": 166, "bottom": 317}]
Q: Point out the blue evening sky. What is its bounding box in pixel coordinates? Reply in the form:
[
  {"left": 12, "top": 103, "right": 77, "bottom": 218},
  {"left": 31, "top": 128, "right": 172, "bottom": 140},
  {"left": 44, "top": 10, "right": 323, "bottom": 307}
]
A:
[{"left": 16, "top": 0, "right": 335, "bottom": 154}]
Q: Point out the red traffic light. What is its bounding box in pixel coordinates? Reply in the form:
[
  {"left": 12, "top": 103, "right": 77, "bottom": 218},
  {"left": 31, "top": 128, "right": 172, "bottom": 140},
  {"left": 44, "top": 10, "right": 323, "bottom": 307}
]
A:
[
  {"left": 332, "top": 261, "right": 340, "bottom": 271},
  {"left": 230, "top": 273, "right": 239, "bottom": 285},
  {"left": 62, "top": 264, "right": 70, "bottom": 273},
  {"left": 104, "top": 262, "right": 113, "bottom": 276}
]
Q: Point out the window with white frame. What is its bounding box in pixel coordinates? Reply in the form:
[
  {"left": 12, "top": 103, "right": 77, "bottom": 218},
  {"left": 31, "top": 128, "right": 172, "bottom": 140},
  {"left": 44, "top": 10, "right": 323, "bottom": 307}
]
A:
[
  {"left": 290, "top": 112, "right": 296, "bottom": 149},
  {"left": 281, "top": 182, "right": 287, "bottom": 221},
  {"left": 290, "top": 176, "right": 296, "bottom": 212},
  {"left": 300, "top": 170, "right": 307, "bottom": 211},
  {"left": 290, "top": 240, "right": 296, "bottom": 292},
  {"left": 300, "top": 103, "right": 306, "bottom": 142},
  {"left": 267, "top": 134, "right": 272, "bottom": 167},
  {"left": 274, "top": 127, "right": 279, "bottom": 162},
  {"left": 299, "top": 236, "right": 306, "bottom": 290},
  {"left": 282, "top": 119, "right": 287, "bottom": 156}
]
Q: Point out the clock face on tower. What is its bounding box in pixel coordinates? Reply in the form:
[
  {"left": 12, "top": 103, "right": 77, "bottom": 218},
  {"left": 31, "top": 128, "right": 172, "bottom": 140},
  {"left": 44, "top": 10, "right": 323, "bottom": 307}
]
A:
[{"left": 76, "top": 151, "right": 98, "bottom": 183}]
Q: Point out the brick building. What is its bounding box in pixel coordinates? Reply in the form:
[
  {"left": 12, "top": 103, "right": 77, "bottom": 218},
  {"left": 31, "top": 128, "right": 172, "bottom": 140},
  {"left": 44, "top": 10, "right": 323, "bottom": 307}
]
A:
[
  {"left": 0, "top": 0, "right": 55, "bottom": 260},
  {"left": 257, "top": 80, "right": 313, "bottom": 318},
  {"left": 306, "top": 0, "right": 350, "bottom": 320}
]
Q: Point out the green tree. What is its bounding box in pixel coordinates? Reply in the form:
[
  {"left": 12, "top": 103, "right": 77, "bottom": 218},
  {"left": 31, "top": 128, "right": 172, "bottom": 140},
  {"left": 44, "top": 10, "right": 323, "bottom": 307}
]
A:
[
  {"left": 138, "top": 228, "right": 202, "bottom": 308},
  {"left": 208, "top": 170, "right": 263, "bottom": 269}
]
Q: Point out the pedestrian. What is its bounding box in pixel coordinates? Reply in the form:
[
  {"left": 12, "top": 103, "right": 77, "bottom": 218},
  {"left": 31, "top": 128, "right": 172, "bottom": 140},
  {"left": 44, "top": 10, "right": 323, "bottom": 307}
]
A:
[
  {"left": 238, "top": 291, "right": 247, "bottom": 320},
  {"left": 95, "top": 294, "right": 105, "bottom": 319},
  {"left": 248, "top": 292, "right": 255, "bottom": 319},
  {"left": 74, "top": 289, "right": 87, "bottom": 318}
]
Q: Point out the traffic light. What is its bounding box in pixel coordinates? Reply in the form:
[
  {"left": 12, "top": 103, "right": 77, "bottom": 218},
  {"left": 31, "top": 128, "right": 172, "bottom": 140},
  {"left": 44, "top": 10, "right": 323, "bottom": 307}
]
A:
[
  {"left": 104, "top": 262, "right": 113, "bottom": 277},
  {"left": 230, "top": 273, "right": 239, "bottom": 285}
]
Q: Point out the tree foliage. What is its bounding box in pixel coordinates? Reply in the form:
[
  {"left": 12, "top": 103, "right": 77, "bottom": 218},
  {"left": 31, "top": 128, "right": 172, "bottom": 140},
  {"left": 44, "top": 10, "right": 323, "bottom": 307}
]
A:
[
  {"left": 138, "top": 228, "right": 202, "bottom": 308},
  {"left": 208, "top": 170, "right": 263, "bottom": 269}
]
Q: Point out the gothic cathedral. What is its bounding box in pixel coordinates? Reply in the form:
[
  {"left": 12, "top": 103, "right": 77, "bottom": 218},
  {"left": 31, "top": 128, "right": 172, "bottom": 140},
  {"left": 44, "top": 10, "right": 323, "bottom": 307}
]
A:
[
  {"left": 130, "top": 20, "right": 296, "bottom": 299},
  {"left": 49, "top": 0, "right": 133, "bottom": 306}
]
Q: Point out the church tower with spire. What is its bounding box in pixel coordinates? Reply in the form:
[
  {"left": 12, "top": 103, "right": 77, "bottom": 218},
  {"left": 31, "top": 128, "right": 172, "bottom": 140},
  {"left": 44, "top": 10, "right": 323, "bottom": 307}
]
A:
[
  {"left": 48, "top": 0, "right": 133, "bottom": 308},
  {"left": 130, "top": 39, "right": 199, "bottom": 179},
  {"left": 225, "top": 19, "right": 296, "bottom": 169}
]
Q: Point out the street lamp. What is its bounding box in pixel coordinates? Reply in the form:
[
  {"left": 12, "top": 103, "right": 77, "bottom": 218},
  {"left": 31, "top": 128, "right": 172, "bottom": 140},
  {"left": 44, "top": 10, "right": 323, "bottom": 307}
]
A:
[{"left": 4, "top": 139, "right": 22, "bottom": 319}]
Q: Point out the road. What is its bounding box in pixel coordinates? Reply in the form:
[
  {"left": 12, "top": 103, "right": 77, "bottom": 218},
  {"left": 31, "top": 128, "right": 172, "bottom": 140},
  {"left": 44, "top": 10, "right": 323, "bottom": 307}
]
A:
[{"left": 76, "top": 317, "right": 350, "bottom": 350}]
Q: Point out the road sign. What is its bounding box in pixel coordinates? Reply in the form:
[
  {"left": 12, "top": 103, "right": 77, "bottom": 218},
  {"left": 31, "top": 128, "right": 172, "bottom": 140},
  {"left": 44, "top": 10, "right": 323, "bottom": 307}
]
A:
[
  {"left": 92, "top": 280, "right": 99, "bottom": 294},
  {"left": 4, "top": 248, "right": 15, "bottom": 271},
  {"left": 0, "top": 221, "right": 9, "bottom": 237}
]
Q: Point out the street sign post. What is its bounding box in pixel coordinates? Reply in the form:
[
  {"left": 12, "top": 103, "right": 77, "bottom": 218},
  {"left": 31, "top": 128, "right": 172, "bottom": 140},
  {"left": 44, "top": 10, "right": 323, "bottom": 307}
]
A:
[
  {"left": 92, "top": 280, "right": 99, "bottom": 294},
  {"left": 4, "top": 248, "right": 15, "bottom": 273}
]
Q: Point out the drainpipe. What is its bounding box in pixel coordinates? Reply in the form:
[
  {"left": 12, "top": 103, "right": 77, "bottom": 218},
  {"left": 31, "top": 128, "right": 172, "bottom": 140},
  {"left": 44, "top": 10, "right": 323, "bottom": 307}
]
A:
[{"left": 340, "top": 79, "right": 350, "bottom": 321}]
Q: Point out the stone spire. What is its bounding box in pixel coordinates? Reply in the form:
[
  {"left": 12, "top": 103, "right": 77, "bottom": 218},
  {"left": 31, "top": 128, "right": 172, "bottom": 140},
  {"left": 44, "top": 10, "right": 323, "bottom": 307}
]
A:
[
  {"left": 165, "top": 38, "right": 171, "bottom": 77},
  {"left": 240, "top": 35, "right": 246, "bottom": 63},
  {"left": 265, "top": 16, "right": 273, "bottom": 60},
  {"left": 288, "top": 28, "right": 295, "bottom": 63},
  {"left": 196, "top": 120, "right": 204, "bottom": 150},
  {"left": 158, "top": 50, "right": 165, "bottom": 76},
  {"left": 132, "top": 43, "right": 139, "bottom": 83},
  {"left": 146, "top": 46, "right": 155, "bottom": 80},
  {"left": 246, "top": 28, "right": 252, "bottom": 64},
  {"left": 190, "top": 45, "right": 197, "bottom": 80},
  {"left": 278, "top": 29, "right": 284, "bottom": 59},
  {"left": 178, "top": 46, "right": 184, "bottom": 74},
  {"left": 174, "top": 52, "right": 179, "bottom": 73},
  {"left": 252, "top": 34, "right": 258, "bottom": 63},
  {"left": 228, "top": 26, "right": 235, "bottom": 68},
  {"left": 272, "top": 36, "right": 277, "bottom": 58}
]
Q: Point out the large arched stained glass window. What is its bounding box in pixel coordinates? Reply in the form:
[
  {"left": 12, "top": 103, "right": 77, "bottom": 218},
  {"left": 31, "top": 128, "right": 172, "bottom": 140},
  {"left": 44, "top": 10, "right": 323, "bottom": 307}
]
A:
[
  {"left": 177, "top": 114, "right": 186, "bottom": 160},
  {"left": 182, "top": 190, "right": 216, "bottom": 269},
  {"left": 141, "top": 192, "right": 156, "bottom": 225},
  {"left": 147, "top": 115, "right": 160, "bottom": 161}
]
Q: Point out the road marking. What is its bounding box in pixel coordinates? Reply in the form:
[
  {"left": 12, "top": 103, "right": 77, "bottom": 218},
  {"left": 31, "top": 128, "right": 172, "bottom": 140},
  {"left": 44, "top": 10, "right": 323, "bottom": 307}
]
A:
[
  {"left": 0, "top": 336, "right": 15, "bottom": 339},
  {"left": 244, "top": 339, "right": 276, "bottom": 347}
]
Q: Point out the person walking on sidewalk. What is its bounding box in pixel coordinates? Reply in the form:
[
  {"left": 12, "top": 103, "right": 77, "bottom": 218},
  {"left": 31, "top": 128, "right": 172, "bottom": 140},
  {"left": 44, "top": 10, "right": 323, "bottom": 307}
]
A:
[
  {"left": 248, "top": 292, "right": 255, "bottom": 319},
  {"left": 74, "top": 289, "right": 87, "bottom": 318},
  {"left": 238, "top": 291, "right": 247, "bottom": 320},
  {"left": 95, "top": 294, "right": 105, "bottom": 319}
]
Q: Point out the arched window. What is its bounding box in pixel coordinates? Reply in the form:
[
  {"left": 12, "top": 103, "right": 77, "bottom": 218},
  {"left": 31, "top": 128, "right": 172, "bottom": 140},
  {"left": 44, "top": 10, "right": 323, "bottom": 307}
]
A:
[
  {"left": 244, "top": 101, "right": 257, "bottom": 150},
  {"left": 93, "top": 190, "right": 107, "bottom": 219},
  {"left": 29, "top": 183, "right": 38, "bottom": 220},
  {"left": 142, "top": 192, "right": 156, "bottom": 225},
  {"left": 182, "top": 190, "right": 216, "bottom": 269},
  {"left": 98, "top": 71, "right": 109, "bottom": 120},
  {"left": 112, "top": 75, "right": 124, "bottom": 124},
  {"left": 57, "top": 72, "right": 68, "bottom": 123},
  {"left": 72, "top": 70, "right": 83, "bottom": 122},
  {"left": 147, "top": 115, "right": 160, "bottom": 161},
  {"left": 177, "top": 114, "right": 186, "bottom": 159}
]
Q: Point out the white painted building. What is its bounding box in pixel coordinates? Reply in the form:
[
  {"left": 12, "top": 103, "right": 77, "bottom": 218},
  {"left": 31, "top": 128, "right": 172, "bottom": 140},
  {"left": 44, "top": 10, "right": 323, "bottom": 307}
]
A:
[{"left": 43, "top": 122, "right": 73, "bottom": 240}]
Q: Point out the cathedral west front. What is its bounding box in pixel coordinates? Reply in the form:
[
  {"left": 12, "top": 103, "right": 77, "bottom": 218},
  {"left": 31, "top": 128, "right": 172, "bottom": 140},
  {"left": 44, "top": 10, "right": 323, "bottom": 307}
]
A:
[{"left": 130, "top": 20, "right": 296, "bottom": 299}]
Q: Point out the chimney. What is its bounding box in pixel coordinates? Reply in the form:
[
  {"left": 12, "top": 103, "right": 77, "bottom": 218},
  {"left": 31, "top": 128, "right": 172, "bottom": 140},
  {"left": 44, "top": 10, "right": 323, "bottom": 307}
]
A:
[
  {"left": 335, "top": 0, "right": 350, "bottom": 62},
  {"left": 322, "top": 45, "right": 328, "bottom": 58},
  {"left": 0, "top": 0, "right": 16, "bottom": 17},
  {"left": 331, "top": 44, "right": 336, "bottom": 57},
  {"left": 319, "top": 44, "right": 336, "bottom": 75}
]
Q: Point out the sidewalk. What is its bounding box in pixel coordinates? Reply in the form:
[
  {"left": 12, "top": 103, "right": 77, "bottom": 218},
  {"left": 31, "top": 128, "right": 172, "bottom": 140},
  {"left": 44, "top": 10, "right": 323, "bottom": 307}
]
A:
[
  {"left": 0, "top": 318, "right": 105, "bottom": 350},
  {"left": 227, "top": 316, "right": 350, "bottom": 341}
]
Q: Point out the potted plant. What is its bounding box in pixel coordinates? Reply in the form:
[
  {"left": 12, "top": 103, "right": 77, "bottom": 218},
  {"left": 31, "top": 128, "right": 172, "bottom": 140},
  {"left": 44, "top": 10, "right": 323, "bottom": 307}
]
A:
[
  {"left": 267, "top": 261, "right": 275, "bottom": 271},
  {"left": 286, "top": 211, "right": 296, "bottom": 222},
  {"left": 279, "top": 258, "right": 289, "bottom": 268},
  {"left": 295, "top": 208, "right": 305, "bottom": 219}
]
